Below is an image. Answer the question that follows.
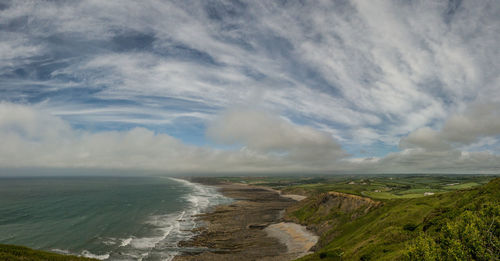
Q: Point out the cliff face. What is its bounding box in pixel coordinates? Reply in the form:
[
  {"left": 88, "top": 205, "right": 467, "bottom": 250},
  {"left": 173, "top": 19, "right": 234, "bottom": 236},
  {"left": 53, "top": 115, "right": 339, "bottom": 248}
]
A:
[
  {"left": 318, "top": 192, "right": 382, "bottom": 218},
  {"left": 285, "top": 191, "right": 382, "bottom": 248}
]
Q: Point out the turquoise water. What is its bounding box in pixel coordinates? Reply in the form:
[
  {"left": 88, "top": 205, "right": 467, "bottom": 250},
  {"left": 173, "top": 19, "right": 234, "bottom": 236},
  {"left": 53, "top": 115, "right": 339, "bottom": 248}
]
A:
[{"left": 0, "top": 176, "right": 230, "bottom": 260}]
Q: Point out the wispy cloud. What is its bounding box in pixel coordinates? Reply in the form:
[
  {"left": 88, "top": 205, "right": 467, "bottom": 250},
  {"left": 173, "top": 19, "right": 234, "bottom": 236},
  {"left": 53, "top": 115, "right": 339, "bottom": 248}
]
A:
[{"left": 0, "top": 0, "right": 499, "bottom": 173}]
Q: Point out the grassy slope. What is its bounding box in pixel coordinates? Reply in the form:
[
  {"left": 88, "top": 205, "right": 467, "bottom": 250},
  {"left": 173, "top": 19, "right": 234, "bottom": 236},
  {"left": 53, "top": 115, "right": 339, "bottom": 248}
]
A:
[
  {"left": 280, "top": 175, "right": 493, "bottom": 200},
  {"left": 285, "top": 192, "right": 382, "bottom": 250},
  {"left": 295, "top": 178, "right": 499, "bottom": 261},
  {"left": 0, "top": 244, "right": 97, "bottom": 261}
]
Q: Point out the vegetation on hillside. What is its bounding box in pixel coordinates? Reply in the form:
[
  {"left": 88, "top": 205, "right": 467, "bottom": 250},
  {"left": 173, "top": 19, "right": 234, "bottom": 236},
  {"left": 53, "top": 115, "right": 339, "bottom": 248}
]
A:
[
  {"left": 290, "top": 177, "right": 499, "bottom": 260},
  {"left": 0, "top": 244, "right": 97, "bottom": 261},
  {"left": 404, "top": 178, "right": 499, "bottom": 260},
  {"left": 285, "top": 191, "right": 383, "bottom": 249},
  {"left": 217, "top": 174, "right": 494, "bottom": 200}
]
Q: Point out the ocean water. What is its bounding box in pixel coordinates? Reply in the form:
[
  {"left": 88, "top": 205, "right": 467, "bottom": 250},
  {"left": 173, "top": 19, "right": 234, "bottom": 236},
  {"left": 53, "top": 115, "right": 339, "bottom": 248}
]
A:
[{"left": 0, "top": 176, "right": 230, "bottom": 260}]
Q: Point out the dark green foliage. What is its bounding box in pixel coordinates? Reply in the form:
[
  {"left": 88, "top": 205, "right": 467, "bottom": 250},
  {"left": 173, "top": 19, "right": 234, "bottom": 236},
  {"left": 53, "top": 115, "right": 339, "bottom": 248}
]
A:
[
  {"left": 317, "top": 249, "right": 343, "bottom": 260},
  {"left": 404, "top": 178, "right": 500, "bottom": 260},
  {"left": 0, "top": 244, "right": 97, "bottom": 261},
  {"left": 360, "top": 253, "right": 372, "bottom": 260},
  {"left": 403, "top": 223, "right": 418, "bottom": 231}
]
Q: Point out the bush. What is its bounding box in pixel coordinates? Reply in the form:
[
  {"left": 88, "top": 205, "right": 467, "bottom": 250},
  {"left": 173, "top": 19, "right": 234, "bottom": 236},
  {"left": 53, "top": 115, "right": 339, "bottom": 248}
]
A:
[
  {"left": 403, "top": 223, "right": 418, "bottom": 231},
  {"left": 360, "top": 253, "right": 372, "bottom": 260},
  {"left": 317, "top": 249, "right": 344, "bottom": 260},
  {"left": 404, "top": 201, "right": 499, "bottom": 260}
]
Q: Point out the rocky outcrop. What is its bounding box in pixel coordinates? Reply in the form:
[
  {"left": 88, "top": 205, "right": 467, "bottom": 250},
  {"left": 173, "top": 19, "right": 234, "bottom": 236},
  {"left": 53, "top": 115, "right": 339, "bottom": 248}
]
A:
[
  {"left": 284, "top": 191, "right": 382, "bottom": 248},
  {"left": 318, "top": 192, "right": 382, "bottom": 219}
]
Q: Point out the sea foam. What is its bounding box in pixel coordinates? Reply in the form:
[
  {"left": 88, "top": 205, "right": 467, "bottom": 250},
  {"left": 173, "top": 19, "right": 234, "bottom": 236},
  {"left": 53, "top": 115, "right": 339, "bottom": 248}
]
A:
[
  {"left": 81, "top": 250, "right": 110, "bottom": 260},
  {"left": 108, "top": 177, "right": 231, "bottom": 260}
]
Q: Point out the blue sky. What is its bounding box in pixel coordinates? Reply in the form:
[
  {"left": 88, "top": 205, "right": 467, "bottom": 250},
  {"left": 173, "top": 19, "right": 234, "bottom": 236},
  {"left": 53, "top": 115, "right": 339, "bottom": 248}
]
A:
[{"left": 0, "top": 0, "right": 499, "bottom": 173}]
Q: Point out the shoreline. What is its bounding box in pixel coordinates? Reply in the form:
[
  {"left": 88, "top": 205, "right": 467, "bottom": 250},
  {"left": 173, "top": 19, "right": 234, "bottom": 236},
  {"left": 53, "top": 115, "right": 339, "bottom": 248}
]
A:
[
  {"left": 265, "top": 222, "right": 318, "bottom": 259},
  {"left": 173, "top": 180, "right": 317, "bottom": 261}
]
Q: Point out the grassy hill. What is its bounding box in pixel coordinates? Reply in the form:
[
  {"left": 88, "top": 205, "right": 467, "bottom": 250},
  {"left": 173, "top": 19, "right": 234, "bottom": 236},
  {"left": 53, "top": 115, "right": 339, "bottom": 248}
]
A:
[
  {"left": 0, "top": 244, "right": 97, "bottom": 261},
  {"left": 289, "top": 178, "right": 499, "bottom": 260}
]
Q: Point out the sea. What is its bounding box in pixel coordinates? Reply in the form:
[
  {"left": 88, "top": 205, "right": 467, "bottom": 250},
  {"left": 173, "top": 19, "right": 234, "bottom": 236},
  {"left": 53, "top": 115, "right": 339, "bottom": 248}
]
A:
[{"left": 0, "top": 176, "right": 231, "bottom": 260}]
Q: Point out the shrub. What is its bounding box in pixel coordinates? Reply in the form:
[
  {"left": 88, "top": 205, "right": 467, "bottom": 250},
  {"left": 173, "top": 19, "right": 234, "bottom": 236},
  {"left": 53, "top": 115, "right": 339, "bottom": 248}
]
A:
[
  {"left": 403, "top": 223, "right": 418, "bottom": 231},
  {"left": 404, "top": 201, "right": 499, "bottom": 260}
]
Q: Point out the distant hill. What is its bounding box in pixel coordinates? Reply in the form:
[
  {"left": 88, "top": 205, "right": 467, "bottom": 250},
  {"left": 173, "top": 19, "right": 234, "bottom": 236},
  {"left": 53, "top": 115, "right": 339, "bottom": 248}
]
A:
[
  {"left": 290, "top": 178, "right": 499, "bottom": 260},
  {"left": 0, "top": 244, "right": 97, "bottom": 261}
]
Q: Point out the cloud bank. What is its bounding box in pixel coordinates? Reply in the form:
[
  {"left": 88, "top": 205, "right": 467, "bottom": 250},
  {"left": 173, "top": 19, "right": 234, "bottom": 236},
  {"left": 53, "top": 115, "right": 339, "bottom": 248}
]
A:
[
  {"left": 207, "top": 109, "right": 348, "bottom": 166},
  {"left": 0, "top": 103, "right": 347, "bottom": 172},
  {"left": 1, "top": 103, "right": 499, "bottom": 174},
  {"left": 401, "top": 102, "right": 500, "bottom": 150}
]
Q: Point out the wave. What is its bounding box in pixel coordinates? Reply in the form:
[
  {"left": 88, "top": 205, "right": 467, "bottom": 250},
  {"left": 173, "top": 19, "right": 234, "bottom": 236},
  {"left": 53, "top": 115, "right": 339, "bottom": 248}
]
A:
[
  {"left": 120, "top": 237, "right": 133, "bottom": 247},
  {"left": 81, "top": 250, "right": 110, "bottom": 260},
  {"left": 51, "top": 249, "right": 110, "bottom": 260},
  {"left": 103, "top": 177, "right": 231, "bottom": 260},
  {"left": 51, "top": 248, "right": 71, "bottom": 255}
]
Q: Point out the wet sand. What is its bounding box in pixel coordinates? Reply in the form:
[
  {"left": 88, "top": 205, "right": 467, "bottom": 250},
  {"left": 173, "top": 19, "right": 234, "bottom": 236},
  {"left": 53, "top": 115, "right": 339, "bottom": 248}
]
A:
[
  {"left": 173, "top": 182, "right": 316, "bottom": 261},
  {"left": 265, "top": 222, "right": 318, "bottom": 259}
]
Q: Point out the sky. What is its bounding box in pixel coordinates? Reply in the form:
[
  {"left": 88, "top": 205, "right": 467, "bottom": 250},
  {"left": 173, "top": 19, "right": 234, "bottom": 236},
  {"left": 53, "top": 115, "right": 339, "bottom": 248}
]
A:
[{"left": 0, "top": 0, "right": 499, "bottom": 174}]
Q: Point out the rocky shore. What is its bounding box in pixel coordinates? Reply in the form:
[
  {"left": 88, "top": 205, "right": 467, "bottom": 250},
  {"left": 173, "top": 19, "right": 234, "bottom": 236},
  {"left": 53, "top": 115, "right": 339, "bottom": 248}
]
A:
[{"left": 173, "top": 181, "right": 316, "bottom": 261}]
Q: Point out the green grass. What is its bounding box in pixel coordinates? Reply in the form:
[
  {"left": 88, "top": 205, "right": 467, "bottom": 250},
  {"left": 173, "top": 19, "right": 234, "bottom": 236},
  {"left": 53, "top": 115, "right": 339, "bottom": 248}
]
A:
[
  {"left": 361, "top": 191, "right": 402, "bottom": 199},
  {"left": 0, "top": 244, "right": 97, "bottom": 261},
  {"left": 362, "top": 188, "right": 447, "bottom": 199},
  {"left": 295, "top": 194, "right": 456, "bottom": 260},
  {"left": 283, "top": 182, "right": 381, "bottom": 197},
  {"left": 395, "top": 188, "right": 444, "bottom": 195},
  {"left": 362, "top": 191, "right": 428, "bottom": 199},
  {"left": 295, "top": 178, "right": 500, "bottom": 261},
  {"left": 442, "top": 182, "right": 480, "bottom": 190},
  {"left": 277, "top": 175, "right": 495, "bottom": 201}
]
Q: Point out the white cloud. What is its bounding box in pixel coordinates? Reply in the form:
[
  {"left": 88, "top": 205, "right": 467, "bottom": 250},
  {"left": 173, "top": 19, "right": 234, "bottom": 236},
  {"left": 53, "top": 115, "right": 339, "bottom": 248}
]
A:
[
  {"left": 372, "top": 101, "right": 500, "bottom": 173},
  {"left": 0, "top": 102, "right": 215, "bottom": 171},
  {"left": 0, "top": 32, "right": 45, "bottom": 71},
  {"left": 401, "top": 102, "right": 500, "bottom": 150},
  {"left": 207, "top": 109, "right": 348, "bottom": 165},
  {"left": 0, "top": 103, "right": 347, "bottom": 172},
  {"left": 3, "top": 0, "right": 466, "bottom": 142},
  {"left": 368, "top": 149, "right": 500, "bottom": 174},
  {"left": 400, "top": 127, "right": 450, "bottom": 151},
  {"left": 0, "top": 0, "right": 499, "bottom": 173},
  {"left": 1, "top": 103, "right": 498, "bottom": 174},
  {"left": 442, "top": 102, "right": 500, "bottom": 144}
]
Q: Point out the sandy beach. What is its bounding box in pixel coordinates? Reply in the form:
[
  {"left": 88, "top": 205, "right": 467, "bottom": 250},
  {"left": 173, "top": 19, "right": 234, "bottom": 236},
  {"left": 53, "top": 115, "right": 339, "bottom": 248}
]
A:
[
  {"left": 173, "top": 180, "right": 317, "bottom": 261},
  {"left": 265, "top": 222, "right": 318, "bottom": 259}
]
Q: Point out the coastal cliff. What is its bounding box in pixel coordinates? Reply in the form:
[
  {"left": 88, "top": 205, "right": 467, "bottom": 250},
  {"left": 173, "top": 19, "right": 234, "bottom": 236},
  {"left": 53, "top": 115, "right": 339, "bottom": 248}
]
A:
[
  {"left": 285, "top": 192, "right": 382, "bottom": 248},
  {"left": 295, "top": 178, "right": 500, "bottom": 260}
]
